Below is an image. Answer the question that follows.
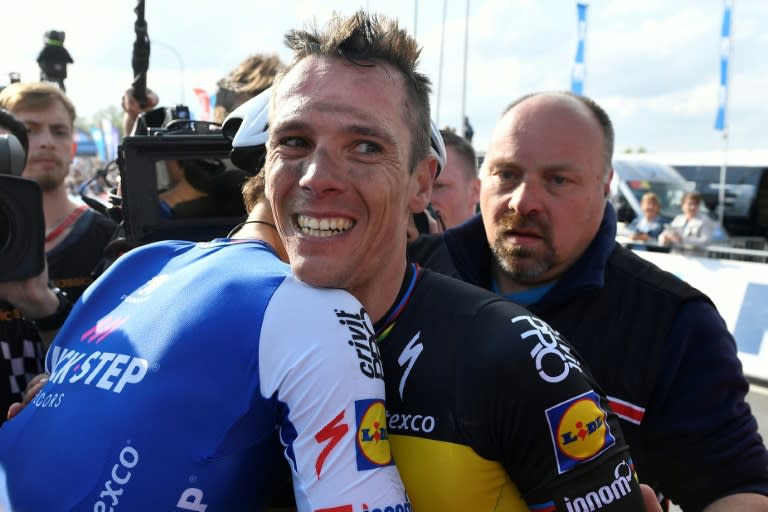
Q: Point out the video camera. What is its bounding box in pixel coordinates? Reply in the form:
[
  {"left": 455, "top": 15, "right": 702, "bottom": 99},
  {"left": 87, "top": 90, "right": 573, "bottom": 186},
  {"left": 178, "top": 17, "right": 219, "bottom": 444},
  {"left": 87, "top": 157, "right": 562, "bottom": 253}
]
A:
[
  {"left": 117, "top": 105, "right": 254, "bottom": 246},
  {"left": 0, "top": 134, "right": 45, "bottom": 282}
]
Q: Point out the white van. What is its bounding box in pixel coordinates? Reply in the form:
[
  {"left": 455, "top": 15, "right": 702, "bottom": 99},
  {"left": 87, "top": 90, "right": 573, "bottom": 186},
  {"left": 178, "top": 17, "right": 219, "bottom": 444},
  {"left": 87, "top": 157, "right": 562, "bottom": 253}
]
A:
[{"left": 610, "top": 158, "right": 728, "bottom": 242}]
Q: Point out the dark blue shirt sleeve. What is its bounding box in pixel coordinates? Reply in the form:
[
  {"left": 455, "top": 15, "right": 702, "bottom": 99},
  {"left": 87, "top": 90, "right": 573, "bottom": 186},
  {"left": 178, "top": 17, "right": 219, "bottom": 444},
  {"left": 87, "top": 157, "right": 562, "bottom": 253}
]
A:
[{"left": 642, "top": 299, "right": 768, "bottom": 509}]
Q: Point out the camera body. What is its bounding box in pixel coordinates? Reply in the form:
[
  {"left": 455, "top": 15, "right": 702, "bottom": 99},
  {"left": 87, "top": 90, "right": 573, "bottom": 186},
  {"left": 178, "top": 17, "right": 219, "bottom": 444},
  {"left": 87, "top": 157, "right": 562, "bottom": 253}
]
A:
[
  {"left": 118, "top": 105, "right": 253, "bottom": 246},
  {"left": 0, "top": 134, "right": 45, "bottom": 282}
]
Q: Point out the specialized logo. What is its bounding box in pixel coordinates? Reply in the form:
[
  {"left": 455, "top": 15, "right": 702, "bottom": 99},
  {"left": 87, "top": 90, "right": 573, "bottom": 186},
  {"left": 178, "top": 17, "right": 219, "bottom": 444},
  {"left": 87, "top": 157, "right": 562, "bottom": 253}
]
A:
[
  {"left": 124, "top": 274, "right": 170, "bottom": 303},
  {"left": 563, "top": 458, "right": 636, "bottom": 511},
  {"left": 48, "top": 346, "right": 149, "bottom": 393},
  {"left": 546, "top": 391, "right": 616, "bottom": 474},
  {"left": 387, "top": 412, "right": 436, "bottom": 435},
  {"left": 512, "top": 315, "right": 583, "bottom": 383},
  {"left": 355, "top": 399, "right": 393, "bottom": 470},
  {"left": 396, "top": 332, "right": 423, "bottom": 400},
  {"left": 336, "top": 308, "right": 384, "bottom": 380},
  {"left": 315, "top": 410, "right": 350, "bottom": 478},
  {"left": 93, "top": 443, "right": 139, "bottom": 511}
]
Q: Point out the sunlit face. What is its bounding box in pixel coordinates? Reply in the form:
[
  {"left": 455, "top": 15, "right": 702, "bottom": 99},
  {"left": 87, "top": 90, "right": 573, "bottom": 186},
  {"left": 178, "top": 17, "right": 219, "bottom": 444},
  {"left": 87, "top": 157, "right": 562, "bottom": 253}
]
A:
[
  {"left": 682, "top": 196, "right": 700, "bottom": 219},
  {"left": 431, "top": 145, "right": 479, "bottom": 228},
  {"left": 265, "top": 56, "right": 433, "bottom": 319},
  {"left": 641, "top": 196, "right": 660, "bottom": 220},
  {"left": 479, "top": 95, "right": 611, "bottom": 292},
  {"left": 14, "top": 101, "right": 74, "bottom": 191}
]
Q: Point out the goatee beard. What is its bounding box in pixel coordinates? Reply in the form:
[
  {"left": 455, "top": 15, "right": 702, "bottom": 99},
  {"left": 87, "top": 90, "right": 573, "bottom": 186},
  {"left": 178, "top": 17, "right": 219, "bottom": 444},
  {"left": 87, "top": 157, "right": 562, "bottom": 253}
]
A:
[{"left": 491, "top": 212, "right": 554, "bottom": 283}]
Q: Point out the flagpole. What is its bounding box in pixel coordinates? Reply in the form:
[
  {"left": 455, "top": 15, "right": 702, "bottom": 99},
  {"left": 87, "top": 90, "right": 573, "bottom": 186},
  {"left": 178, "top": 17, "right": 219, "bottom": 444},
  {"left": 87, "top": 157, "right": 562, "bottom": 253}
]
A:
[
  {"left": 571, "top": 3, "right": 588, "bottom": 95},
  {"left": 413, "top": 0, "right": 418, "bottom": 39},
  {"left": 435, "top": 0, "right": 448, "bottom": 127},
  {"left": 716, "top": 0, "right": 735, "bottom": 225},
  {"left": 460, "top": 0, "right": 470, "bottom": 130}
]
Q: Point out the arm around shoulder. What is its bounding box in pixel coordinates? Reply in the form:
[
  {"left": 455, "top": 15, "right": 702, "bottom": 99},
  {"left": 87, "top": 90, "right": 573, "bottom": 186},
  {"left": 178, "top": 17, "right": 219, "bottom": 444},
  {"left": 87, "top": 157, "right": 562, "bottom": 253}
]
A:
[{"left": 643, "top": 299, "right": 768, "bottom": 508}]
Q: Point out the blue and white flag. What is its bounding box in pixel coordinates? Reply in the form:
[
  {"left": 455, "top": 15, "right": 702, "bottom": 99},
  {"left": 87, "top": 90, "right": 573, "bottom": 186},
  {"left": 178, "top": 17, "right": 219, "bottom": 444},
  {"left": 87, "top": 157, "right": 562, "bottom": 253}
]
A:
[
  {"left": 90, "top": 126, "right": 107, "bottom": 162},
  {"left": 714, "top": 0, "right": 734, "bottom": 131},
  {"left": 571, "top": 2, "right": 588, "bottom": 96}
]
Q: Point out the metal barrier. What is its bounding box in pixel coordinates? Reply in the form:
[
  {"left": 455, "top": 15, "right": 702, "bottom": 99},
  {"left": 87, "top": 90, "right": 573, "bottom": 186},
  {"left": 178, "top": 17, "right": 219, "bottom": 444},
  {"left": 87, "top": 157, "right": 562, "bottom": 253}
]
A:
[{"left": 706, "top": 236, "right": 768, "bottom": 263}]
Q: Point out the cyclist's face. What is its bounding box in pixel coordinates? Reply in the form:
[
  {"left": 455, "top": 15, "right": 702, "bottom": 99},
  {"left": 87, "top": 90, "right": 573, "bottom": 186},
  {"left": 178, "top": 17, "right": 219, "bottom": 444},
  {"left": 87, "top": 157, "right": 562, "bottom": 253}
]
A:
[{"left": 265, "top": 56, "right": 433, "bottom": 320}]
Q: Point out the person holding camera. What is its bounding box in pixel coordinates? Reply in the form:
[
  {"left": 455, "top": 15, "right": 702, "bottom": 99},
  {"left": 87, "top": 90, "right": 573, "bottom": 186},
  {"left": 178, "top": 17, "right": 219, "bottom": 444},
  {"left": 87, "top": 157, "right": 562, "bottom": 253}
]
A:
[
  {"left": 0, "top": 84, "right": 115, "bottom": 420},
  {"left": 0, "top": 108, "right": 53, "bottom": 423},
  {"left": 0, "top": 82, "right": 116, "bottom": 301}
]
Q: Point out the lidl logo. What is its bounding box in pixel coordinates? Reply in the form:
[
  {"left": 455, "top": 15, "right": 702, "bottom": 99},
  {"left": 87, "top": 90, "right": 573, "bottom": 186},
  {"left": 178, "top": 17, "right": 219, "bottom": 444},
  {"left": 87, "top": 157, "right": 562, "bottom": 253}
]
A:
[
  {"left": 355, "top": 399, "right": 393, "bottom": 470},
  {"left": 545, "top": 390, "right": 615, "bottom": 474}
]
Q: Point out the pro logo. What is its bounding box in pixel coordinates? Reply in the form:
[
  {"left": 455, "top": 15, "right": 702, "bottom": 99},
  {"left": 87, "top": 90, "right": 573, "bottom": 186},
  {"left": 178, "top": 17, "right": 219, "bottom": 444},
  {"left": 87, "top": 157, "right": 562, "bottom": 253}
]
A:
[
  {"left": 545, "top": 390, "right": 616, "bottom": 474},
  {"left": 512, "top": 315, "right": 583, "bottom": 383},
  {"left": 355, "top": 399, "right": 393, "bottom": 470}
]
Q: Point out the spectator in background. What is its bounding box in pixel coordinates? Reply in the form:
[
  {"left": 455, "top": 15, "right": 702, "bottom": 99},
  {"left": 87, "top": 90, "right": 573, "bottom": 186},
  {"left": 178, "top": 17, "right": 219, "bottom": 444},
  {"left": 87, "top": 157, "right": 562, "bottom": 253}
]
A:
[
  {"left": 212, "top": 53, "right": 283, "bottom": 124},
  {"left": 658, "top": 191, "right": 716, "bottom": 250},
  {"left": 429, "top": 129, "right": 479, "bottom": 229},
  {"left": 627, "top": 191, "right": 669, "bottom": 242}
]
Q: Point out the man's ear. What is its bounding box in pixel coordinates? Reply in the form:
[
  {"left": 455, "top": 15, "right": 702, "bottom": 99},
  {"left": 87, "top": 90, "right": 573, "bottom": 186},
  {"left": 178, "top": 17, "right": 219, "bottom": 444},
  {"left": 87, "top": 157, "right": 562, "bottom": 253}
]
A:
[
  {"left": 469, "top": 177, "right": 480, "bottom": 206},
  {"left": 603, "top": 167, "right": 614, "bottom": 198},
  {"left": 409, "top": 155, "right": 437, "bottom": 214}
]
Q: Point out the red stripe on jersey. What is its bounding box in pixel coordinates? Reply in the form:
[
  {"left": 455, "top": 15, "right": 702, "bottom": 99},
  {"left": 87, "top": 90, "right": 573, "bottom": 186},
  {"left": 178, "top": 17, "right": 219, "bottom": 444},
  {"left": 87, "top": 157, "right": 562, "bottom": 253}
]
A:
[{"left": 607, "top": 396, "right": 645, "bottom": 425}]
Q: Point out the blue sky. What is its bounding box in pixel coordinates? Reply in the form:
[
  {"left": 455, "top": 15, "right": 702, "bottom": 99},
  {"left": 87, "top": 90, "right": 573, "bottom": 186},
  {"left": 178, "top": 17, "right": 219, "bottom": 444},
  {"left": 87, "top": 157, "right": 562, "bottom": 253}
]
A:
[{"left": 1, "top": 0, "right": 766, "bottom": 153}]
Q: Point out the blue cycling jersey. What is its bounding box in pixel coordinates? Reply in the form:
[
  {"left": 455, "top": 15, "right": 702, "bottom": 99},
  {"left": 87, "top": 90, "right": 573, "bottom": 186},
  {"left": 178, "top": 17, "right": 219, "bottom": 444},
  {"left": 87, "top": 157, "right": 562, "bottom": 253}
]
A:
[{"left": 0, "top": 239, "right": 406, "bottom": 511}]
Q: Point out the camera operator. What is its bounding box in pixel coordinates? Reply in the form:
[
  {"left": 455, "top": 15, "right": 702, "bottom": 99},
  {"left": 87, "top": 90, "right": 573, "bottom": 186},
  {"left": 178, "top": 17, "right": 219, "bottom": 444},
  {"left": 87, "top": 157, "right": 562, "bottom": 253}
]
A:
[
  {"left": 0, "top": 82, "right": 116, "bottom": 304},
  {"left": 0, "top": 86, "right": 116, "bottom": 413},
  {"left": 0, "top": 108, "right": 57, "bottom": 421}
]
